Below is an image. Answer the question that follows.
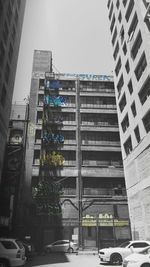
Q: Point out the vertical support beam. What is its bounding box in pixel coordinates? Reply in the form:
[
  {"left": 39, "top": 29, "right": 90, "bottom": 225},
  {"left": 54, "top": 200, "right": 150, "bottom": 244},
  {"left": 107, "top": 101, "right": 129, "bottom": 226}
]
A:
[{"left": 76, "top": 78, "right": 82, "bottom": 248}]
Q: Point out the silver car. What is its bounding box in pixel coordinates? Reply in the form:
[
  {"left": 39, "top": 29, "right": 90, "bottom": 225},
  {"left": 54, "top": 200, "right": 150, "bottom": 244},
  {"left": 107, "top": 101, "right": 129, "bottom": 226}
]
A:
[
  {"left": 44, "top": 240, "right": 78, "bottom": 253},
  {"left": 0, "top": 238, "right": 26, "bottom": 267}
]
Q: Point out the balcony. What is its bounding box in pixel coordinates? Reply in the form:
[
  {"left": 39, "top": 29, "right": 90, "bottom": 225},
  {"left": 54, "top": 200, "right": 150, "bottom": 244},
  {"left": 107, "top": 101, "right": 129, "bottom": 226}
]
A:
[
  {"left": 82, "top": 140, "right": 120, "bottom": 147},
  {"left": 82, "top": 160, "right": 123, "bottom": 168},
  {"left": 83, "top": 188, "right": 126, "bottom": 197}
]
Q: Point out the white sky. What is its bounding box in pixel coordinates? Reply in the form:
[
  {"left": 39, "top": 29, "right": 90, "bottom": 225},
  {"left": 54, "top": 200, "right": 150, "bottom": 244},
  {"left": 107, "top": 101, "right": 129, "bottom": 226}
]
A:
[{"left": 13, "top": 0, "right": 113, "bottom": 102}]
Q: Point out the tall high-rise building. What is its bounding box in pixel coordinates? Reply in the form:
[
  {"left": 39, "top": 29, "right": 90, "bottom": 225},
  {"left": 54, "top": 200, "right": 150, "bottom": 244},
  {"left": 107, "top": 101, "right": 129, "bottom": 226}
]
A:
[
  {"left": 24, "top": 50, "right": 130, "bottom": 250},
  {"left": 0, "top": 0, "right": 26, "bottom": 181},
  {"left": 107, "top": 0, "right": 150, "bottom": 239}
]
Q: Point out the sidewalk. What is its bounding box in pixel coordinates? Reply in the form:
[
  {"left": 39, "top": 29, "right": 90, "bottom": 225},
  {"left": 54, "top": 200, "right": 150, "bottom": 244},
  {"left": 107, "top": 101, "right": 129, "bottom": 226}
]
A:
[{"left": 76, "top": 248, "right": 98, "bottom": 255}]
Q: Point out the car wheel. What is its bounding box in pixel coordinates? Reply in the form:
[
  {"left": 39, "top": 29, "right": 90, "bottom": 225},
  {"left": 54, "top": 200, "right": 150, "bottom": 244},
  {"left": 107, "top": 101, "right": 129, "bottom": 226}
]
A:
[
  {"left": 0, "top": 260, "right": 9, "bottom": 267},
  {"left": 67, "top": 247, "right": 74, "bottom": 253},
  {"left": 110, "top": 253, "right": 122, "bottom": 265},
  {"left": 141, "top": 264, "right": 150, "bottom": 267}
]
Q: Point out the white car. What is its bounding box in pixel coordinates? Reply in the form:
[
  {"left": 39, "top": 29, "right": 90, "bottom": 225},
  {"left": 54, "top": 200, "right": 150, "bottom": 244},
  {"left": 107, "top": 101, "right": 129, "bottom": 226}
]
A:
[
  {"left": 123, "top": 246, "right": 150, "bottom": 267},
  {"left": 99, "top": 240, "right": 150, "bottom": 265},
  {"left": 44, "top": 240, "right": 78, "bottom": 253},
  {"left": 0, "top": 238, "right": 26, "bottom": 267}
]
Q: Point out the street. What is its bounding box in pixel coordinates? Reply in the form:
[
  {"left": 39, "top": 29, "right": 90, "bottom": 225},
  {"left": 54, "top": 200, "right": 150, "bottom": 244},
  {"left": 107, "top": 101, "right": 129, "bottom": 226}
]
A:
[{"left": 25, "top": 253, "right": 120, "bottom": 267}]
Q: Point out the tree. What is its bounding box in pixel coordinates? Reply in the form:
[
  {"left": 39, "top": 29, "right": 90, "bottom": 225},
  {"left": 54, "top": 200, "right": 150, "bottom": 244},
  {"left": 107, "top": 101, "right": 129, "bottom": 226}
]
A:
[{"left": 32, "top": 178, "right": 63, "bottom": 215}]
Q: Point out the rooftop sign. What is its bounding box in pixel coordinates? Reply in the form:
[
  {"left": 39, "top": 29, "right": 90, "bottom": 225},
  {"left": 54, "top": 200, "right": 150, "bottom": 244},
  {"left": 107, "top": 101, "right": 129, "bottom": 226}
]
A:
[{"left": 45, "top": 72, "right": 114, "bottom": 82}]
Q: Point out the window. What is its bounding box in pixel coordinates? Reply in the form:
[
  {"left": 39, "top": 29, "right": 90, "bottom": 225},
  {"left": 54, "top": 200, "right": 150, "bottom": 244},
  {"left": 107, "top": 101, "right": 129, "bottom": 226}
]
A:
[
  {"left": 0, "top": 42, "right": 5, "bottom": 68},
  {"left": 1, "top": 241, "right": 17, "bottom": 249},
  {"left": 118, "top": 11, "right": 122, "bottom": 23},
  {"left": 117, "top": 74, "right": 124, "bottom": 97},
  {"left": 124, "top": 136, "right": 133, "bottom": 156},
  {"left": 139, "top": 76, "right": 150, "bottom": 105},
  {"left": 131, "top": 242, "right": 150, "bottom": 248},
  {"left": 134, "top": 125, "right": 141, "bottom": 143},
  {"left": 109, "top": 2, "right": 114, "bottom": 20},
  {"left": 119, "top": 93, "right": 126, "bottom": 112},
  {"left": 128, "top": 79, "right": 133, "bottom": 94},
  {"left": 116, "top": 0, "right": 120, "bottom": 9},
  {"left": 135, "top": 52, "right": 147, "bottom": 81},
  {"left": 125, "top": 0, "right": 134, "bottom": 22},
  {"left": 125, "top": 60, "right": 130, "bottom": 73},
  {"left": 131, "top": 31, "right": 142, "bottom": 60},
  {"left": 12, "top": 25, "right": 16, "bottom": 41},
  {"left": 113, "top": 42, "right": 119, "bottom": 60},
  {"left": 8, "top": 43, "right": 13, "bottom": 62},
  {"left": 107, "top": 0, "right": 111, "bottom": 9},
  {"left": 143, "top": 109, "right": 150, "bottom": 133},
  {"left": 5, "top": 63, "right": 10, "bottom": 83},
  {"left": 0, "top": 0, "right": 3, "bottom": 18},
  {"left": 123, "top": 42, "right": 127, "bottom": 55},
  {"left": 7, "top": 3, "right": 12, "bottom": 24},
  {"left": 115, "top": 57, "right": 121, "bottom": 76},
  {"left": 128, "top": 12, "right": 138, "bottom": 42},
  {"left": 123, "top": 0, "right": 127, "bottom": 7},
  {"left": 120, "top": 26, "right": 125, "bottom": 44},
  {"left": 15, "top": 9, "right": 18, "bottom": 26},
  {"left": 110, "top": 15, "right": 115, "bottom": 33},
  {"left": 3, "top": 21, "right": 9, "bottom": 44},
  {"left": 121, "top": 113, "right": 129, "bottom": 133},
  {"left": 0, "top": 84, "right": 6, "bottom": 107},
  {"left": 17, "top": 0, "right": 21, "bottom": 9},
  {"left": 131, "top": 101, "right": 137, "bottom": 117},
  {"left": 112, "top": 27, "right": 117, "bottom": 46}
]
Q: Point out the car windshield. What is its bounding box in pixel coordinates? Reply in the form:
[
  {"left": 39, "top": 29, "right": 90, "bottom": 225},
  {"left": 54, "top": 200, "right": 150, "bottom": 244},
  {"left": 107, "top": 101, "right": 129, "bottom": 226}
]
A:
[{"left": 119, "top": 241, "right": 130, "bottom": 248}]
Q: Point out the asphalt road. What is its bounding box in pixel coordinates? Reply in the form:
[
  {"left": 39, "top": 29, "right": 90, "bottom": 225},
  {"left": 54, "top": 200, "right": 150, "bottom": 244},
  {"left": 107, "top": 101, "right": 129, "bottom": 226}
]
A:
[{"left": 25, "top": 253, "right": 120, "bottom": 267}]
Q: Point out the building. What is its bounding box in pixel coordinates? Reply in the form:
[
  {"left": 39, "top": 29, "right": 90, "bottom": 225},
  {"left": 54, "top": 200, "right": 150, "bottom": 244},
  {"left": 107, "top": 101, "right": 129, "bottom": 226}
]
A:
[
  {"left": 0, "top": 0, "right": 26, "bottom": 181},
  {"left": 24, "top": 50, "right": 131, "bottom": 250},
  {"left": 0, "top": 103, "right": 28, "bottom": 236},
  {"left": 107, "top": 0, "right": 150, "bottom": 239}
]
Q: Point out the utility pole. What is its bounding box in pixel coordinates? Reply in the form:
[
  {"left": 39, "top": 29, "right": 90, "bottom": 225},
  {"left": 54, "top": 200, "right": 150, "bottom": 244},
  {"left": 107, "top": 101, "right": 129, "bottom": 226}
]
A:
[{"left": 76, "top": 78, "right": 82, "bottom": 249}]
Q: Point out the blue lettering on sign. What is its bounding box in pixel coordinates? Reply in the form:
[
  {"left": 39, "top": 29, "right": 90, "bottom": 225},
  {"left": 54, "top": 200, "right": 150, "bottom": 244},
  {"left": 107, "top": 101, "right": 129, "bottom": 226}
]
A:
[
  {"left": 61, "top": 73, "right": 113, "bottom": 81},
  {"left": 44, "top": 95, "right": 66, "bottom": 107},
  {"left": 43, "top": 133, "right": 64, "bottom": 144}
]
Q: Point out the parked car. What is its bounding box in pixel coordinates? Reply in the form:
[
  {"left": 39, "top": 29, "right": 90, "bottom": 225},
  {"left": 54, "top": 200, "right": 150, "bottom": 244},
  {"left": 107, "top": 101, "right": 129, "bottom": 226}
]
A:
[
  {"left": 0, "top": 237, "right": 26, "bottom": 267},
  {"left": 99, "top": 240, "right": 150, "bottom": 265},
  {"left": 123, "top": 246, "right": 150, "bottom": 267},
  {"left": 44, "top": 240, "right": 78, "bottom": 253}
]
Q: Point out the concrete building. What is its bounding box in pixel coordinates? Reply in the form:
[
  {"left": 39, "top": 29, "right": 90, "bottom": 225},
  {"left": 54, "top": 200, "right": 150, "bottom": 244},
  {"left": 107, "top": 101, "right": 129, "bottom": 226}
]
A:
[
  {"left": 107, "top": 0, "right": 150, "bottom": 239},
  {"left": 0, "top": 0, "right": 26, "bottom": 181},
  {"left": 25, "top": 50, "right": 131, "bottom": 250}
]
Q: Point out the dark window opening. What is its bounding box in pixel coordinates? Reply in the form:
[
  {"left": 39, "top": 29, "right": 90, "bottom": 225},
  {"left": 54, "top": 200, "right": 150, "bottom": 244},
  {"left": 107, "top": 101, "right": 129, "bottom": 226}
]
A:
[
  {"left": 128, "top": 79, "right": 133, "bottom": 94},
  {"left": 143, "top": 109, "right": 150, "bottom": 133},
  {"left": 135, "top": 52, "right": 147, "bottom": 81},
  {"left": 124, "top": 136, "right": 133, "bottom": 156},
  {"left": 139, "top": 76, "right": 150, "bottom": 105},
  {"left": 131, "top": 101, "right": 137, "bottom": 117},
  {"left": 134, "top": 125, "right": 141, "bottom": 143}
]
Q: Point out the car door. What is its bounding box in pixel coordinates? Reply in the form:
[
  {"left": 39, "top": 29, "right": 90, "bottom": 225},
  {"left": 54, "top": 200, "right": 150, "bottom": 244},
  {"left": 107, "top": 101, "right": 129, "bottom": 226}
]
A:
[{"left": 52, "top": 241, "right": 67, "bottom": 252}]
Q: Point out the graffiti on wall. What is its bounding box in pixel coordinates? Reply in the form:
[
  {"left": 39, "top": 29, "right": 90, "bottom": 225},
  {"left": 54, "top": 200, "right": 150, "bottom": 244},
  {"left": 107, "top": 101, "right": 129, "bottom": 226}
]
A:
[{"left": 44, "top": 95, "right": 66, "bottom": 107}]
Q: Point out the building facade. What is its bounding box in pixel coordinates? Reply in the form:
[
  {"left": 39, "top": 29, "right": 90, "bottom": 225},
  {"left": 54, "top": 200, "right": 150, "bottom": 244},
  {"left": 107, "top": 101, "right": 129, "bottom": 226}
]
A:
[
  {"left": 107, "top": 0, "right": 150, "bottom": 239},
  {"left": 0, "top": 0, "right": 26, "bottom": 181},
  {"left": 24, "top": 50, "right": 131, "bottom": 250},
  {"left": 0, "top": 103, "right": 28, "bottom": 235}
]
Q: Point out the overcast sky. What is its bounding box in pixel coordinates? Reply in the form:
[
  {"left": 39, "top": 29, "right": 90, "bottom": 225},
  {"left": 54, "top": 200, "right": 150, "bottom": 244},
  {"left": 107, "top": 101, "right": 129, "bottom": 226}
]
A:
[{"left": 13, "top": 0, "right": 113, "bottom": 102}]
